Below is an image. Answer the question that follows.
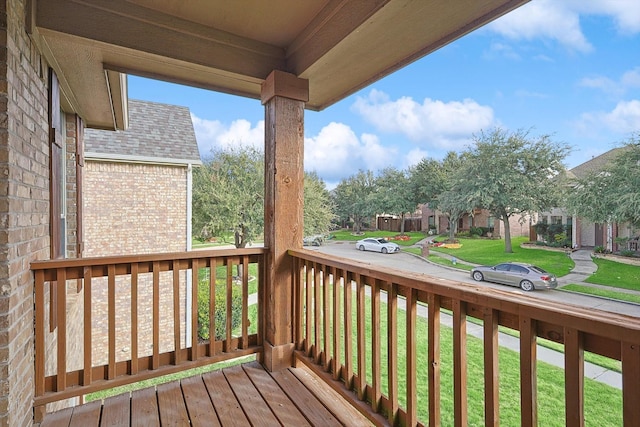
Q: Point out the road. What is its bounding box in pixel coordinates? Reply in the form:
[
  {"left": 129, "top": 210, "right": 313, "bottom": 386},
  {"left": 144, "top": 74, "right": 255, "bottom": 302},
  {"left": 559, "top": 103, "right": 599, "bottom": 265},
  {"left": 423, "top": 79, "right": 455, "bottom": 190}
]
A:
[{"left": 311, "top": 241, "right": 640, "bottom": 318}]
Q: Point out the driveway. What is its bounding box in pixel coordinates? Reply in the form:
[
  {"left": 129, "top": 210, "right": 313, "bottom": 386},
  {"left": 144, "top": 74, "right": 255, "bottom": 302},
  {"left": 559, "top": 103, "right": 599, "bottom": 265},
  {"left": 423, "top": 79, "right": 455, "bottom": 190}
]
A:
[{"left": 313, "top": 241, "right": 640, "bottom": 318}]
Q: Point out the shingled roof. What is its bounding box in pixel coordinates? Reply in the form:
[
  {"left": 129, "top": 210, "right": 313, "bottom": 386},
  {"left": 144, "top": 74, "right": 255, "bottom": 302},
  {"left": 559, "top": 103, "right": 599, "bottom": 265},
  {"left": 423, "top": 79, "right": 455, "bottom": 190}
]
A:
[
  {"left": 85, "top": 99, "right": 202, "bottom": 165},
  {"left": 568, "top": 147, "right": 629, "bottom": 180}
]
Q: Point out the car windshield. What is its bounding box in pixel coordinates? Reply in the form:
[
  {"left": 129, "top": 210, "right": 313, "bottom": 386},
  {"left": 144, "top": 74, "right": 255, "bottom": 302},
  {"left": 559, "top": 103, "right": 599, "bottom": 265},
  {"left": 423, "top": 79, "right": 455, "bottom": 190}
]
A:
[{"left": 375, "top": 238, "right": 388, "bottom": 243}]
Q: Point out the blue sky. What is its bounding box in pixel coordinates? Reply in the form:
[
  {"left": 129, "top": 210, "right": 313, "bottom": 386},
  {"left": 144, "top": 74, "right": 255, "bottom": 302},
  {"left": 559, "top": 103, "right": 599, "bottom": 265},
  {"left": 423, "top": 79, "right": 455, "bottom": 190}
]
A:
[{"left": 129, "top": 0, "right": 640, "bottom": 188}]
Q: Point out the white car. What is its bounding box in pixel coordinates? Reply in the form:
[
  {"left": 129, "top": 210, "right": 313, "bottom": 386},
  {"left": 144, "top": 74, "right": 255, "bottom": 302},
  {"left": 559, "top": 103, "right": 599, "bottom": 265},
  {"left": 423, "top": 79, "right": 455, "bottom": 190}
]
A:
[{"left": 355, "top": 238, "right": 400, "bottom": 254}]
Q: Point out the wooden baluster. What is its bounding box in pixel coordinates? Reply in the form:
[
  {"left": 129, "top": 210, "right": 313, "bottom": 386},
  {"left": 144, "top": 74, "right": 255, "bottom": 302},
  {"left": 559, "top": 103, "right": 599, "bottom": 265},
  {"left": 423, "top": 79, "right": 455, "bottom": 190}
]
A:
[
  {"left": 371, "top": 279, "right": 381, "bottom": 413},
  {"left": 453, "top": 299, "right": 468, "bottom": 427},
  {"left": 173, "top": 260, "right": 181, "bottom": 365},
  {"left": 406, "top": 287, "right": 417, "bottom": 426},
  {"left": 322, "top": 264, "right": 331, "bottom": 371},
  {"left": 191, "top": 259, "right": 199, "bottom": 360},
  {"left": 332, "top": 267, "right": 342, "bottom": 381},
  {"left": 622, "top": 341, "right": 640, "bottom": 427},
  {"left": 343, "top": 273, "right": 353, "bottom": 390},
  {"left": 305, "top": 261, "right": 312, "bottom": 355},
  {"left": 34, "top": 269, "right": 45, "bottom": 397},
  {"left": 356, "top": 273, "right": 366, "bottom": 400},
  {"left": 314, "top": 262, "right": 321, "bottom": 363},
  {"left": 225, "top": 261, "right": 233, "bottom": 352},
  {"left": 520, "top": 316, "right": 537, "bottom": 427},
  {"left": 56, "top": 268, "right": 67, "bottom": 390},
  {"left": 107, "top": 265, "right": 116, "bottom": 379},
  {"left": 428, "top": 293, "right": 441, "bottom": 426},
  {"left": 484, "top": 308, "right": 499, "bottom": 427},
  {"left": 83, "top": 266, "right": 93, "bottom": 384},
  {"left": 564, "top": 327, "right": 584, "bottom": 427},
  {"left": 152, "top": 261, "right": 160, "bottom": 370},
  {"left": 208, "top": 258, "right": 217, "bottom": 356},
  {"left": 387, "top": 281, "right": 398, "bottom": 424},
  {"left": 241, "top": 255, "right": 249, "bottom": 349},
  {"left": 130, "top": 263, "right": 139, "bottom": 375}
]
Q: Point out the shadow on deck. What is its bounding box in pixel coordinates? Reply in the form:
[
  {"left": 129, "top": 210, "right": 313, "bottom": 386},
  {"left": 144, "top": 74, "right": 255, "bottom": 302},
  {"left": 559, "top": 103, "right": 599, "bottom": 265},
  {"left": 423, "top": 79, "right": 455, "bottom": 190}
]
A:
[{"left": 40, "top": 361, "right": 373, "bottom": 426}]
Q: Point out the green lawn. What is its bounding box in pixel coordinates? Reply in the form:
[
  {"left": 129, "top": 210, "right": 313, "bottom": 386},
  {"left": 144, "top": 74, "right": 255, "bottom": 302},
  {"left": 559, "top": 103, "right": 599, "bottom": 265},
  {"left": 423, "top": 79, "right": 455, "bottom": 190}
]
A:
[
  {"left": 586, "top": 258, "right": 640, "bottom": 291},
  {"left": 561, "top": 284, "right": 640, "bottom": 304},
  {"left": 414, "top": 236, "right": 573, "bottom": 277}
]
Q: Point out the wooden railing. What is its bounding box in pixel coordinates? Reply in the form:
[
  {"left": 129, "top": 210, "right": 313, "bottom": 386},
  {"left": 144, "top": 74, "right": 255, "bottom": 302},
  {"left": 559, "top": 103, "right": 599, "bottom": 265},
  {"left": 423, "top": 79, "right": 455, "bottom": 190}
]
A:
[
  {"left": 289, "top": 249, "right": 640, "bottom": 427},
  {"left": 32, "top": 248, "right": 265, "bottom": 415}
]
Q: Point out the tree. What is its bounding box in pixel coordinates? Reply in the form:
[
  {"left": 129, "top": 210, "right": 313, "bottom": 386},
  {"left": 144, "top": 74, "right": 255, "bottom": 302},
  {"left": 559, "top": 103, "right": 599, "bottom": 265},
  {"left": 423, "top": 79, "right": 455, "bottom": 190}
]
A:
[
  {"left": 376, "top": 167, "right": 416, "bottom": 234},
  {"left": 453, "top": 128, "right": 570, "bottom": 253},
  {"left": 332, "top": 170, "right": 378, "bottom": 232},
  {"left": 410, "top": 152, "right": 467, "bottom": 240},
  {"left": 303, "top": 172, "right": 336, "bottom": 236},
  {"left": 566, "top": 134, "right": 640, "bottom": 228},
  {"left": 192, "top": 146, "right": 264, "bottom": 248}
]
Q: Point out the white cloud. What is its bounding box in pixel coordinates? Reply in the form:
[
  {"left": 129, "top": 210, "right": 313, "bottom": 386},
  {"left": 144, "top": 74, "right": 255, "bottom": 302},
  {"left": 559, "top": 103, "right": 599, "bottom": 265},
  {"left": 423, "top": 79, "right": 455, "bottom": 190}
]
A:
[
  {"left": 489, "top": 0, "right": 640, "bottom": 53},
  {"left": 576, "top": 99, "right": 640, "bottom": 134},
  {"left": 489, "top": 0, "right": 592, "bottom": 53},
  {"left": 191, "top": 114, "right": 264, "bottom": 157},
  {"left": 404, "top": 148, "right": 430, "bottom": 169},
  {"left": 304, "top": 122, "right": 397, "bottom": 183},
  {"left": 579, "top": 67, "right": 640, "bottom": 96},
  {"left": 351, "top": 89, "right": 494, "bottom": 150}
]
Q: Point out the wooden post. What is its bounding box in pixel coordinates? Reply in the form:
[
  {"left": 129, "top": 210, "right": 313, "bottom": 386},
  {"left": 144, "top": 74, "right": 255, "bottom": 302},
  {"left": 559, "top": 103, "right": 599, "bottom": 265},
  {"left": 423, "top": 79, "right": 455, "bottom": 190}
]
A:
[{"left": 261, "top": 70, "right": 309, "bottom": 371}]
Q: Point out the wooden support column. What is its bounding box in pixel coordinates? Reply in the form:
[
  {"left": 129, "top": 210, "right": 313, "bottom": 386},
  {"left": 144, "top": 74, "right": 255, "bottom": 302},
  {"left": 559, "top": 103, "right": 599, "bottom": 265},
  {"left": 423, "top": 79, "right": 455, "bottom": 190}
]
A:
[{"left": 261, "top": 70, "right": 309, "bottom": 371}]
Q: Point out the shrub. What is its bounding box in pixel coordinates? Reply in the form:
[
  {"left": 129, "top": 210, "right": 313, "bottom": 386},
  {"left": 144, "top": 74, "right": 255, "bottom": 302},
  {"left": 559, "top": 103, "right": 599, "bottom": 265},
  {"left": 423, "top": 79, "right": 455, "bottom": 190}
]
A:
[
  {"left": 469, "top": 226, "right": 483, "bottom": 237},
  {"left": 594, "top": 245, "right": 605, "bottom": 254},
  {"left": 620, "top": 249, "right": 636, "bottom": 257},
  {"left": 197, "top": 271, "right": 243, "bottom": 341}
]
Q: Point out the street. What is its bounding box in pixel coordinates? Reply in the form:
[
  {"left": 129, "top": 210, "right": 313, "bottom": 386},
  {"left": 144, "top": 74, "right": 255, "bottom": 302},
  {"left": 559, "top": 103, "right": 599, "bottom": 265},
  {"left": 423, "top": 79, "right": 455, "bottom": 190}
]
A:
[{"left": 312, "top": 241, "right": 640, "bottom": 318}]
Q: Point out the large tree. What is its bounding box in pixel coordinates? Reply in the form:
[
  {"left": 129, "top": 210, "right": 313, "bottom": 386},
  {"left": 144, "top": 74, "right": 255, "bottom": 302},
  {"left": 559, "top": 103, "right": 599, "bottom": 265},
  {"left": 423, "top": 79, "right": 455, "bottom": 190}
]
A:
[
  {"left": 303, "top": 171, "right": 336, "bottom": 236},
  {"left": 453, "top": 128, "right": 570, "bottom": 253},
  {"left": 193, "top": 146, "right": 265, "bottom": 248},
  {"left": 410, "top": 151, "right": 467, "bottom": 240},
  {"left": 565, "top": 134, "right": 640, "bottom": 228},
  {"left": 332, "top": 170, "right": 378, "bottom": 233},
  {"left": 376, "top": 167, "right": 416, "bottom": 234}
]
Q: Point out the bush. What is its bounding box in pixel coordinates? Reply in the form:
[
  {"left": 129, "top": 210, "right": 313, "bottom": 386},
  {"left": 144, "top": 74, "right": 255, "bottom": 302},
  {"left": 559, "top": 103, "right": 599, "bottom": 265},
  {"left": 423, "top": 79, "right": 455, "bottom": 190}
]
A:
[
  {"left": 197, "top": 271, "right": 243, "bottom": 341},
  {"left": 594, "top": 245, "right": 606, "bottom": 254},
  {"left": 469, "top": 226, "right": 483, "bottom": 237},
  {"left": 620, "top": 249, "right": 636, "bottom": 257}
]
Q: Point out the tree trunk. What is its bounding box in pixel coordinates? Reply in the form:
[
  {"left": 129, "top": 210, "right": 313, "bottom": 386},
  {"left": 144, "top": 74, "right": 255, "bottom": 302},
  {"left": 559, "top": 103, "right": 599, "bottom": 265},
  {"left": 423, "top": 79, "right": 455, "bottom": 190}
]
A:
[
  {"left": 502, "top": 213, "right": 513, "bottom": 253},
  {"left": 400, "top": 213, "right": 406, "bottom": 234},
  {"left": 448, "top": 216, "right": 457, "bottom": 242}
]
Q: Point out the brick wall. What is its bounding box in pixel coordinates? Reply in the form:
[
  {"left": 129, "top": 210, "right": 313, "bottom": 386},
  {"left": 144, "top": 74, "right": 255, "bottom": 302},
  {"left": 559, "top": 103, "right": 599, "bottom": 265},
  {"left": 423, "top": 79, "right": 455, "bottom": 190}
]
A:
[
  {"left": 0, "top": 1, "right": 50, "bottom": 425},
  {"left": 83, "top": 161, "right": 189, "bottom": 361}
]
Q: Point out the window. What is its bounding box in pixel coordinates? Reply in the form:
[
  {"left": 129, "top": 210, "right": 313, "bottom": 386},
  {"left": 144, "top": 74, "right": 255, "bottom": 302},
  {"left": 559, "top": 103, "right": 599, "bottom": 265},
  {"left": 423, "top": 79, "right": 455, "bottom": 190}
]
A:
[{"left": 550, "top": 215, "right": 562, "bottom": 225}]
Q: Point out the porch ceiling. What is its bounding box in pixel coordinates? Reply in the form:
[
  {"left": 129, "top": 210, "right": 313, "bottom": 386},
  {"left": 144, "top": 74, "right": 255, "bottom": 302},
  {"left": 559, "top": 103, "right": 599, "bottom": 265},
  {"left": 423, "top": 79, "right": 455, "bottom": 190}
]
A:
[{"left": 31, "top": 0, "right": 528, "bottom": 130}]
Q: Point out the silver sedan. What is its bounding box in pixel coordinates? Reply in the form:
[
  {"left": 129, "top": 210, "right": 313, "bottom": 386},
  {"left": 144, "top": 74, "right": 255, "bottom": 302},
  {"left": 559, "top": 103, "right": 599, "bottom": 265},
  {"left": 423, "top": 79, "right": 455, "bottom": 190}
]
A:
[
  {"left": 470, "top": 262, "right": 557, "bottom": 291},
  {"left": 355, "top": 237, "right": 400, "bottom": 254}
]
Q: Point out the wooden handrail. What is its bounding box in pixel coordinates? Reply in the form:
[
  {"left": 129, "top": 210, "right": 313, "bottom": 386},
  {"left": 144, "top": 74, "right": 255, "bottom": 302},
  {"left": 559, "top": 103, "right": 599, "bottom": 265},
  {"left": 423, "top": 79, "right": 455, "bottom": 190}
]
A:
[
  {"left": 32, "top": 248, "right": 266, "bottom": 411},
  {"left": 289, "top": 248, "right": 640, "bottom": 426}
]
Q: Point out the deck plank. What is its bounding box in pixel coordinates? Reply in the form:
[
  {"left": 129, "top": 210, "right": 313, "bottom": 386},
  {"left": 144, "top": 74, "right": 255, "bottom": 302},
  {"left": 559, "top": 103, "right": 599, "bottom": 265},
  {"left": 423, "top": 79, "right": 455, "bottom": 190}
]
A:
[
  {"left": 242, "top": 362, "right": 311, "bottom": 427},
  {"left": 40, "top": 406, "right": 73, "bottom": 427},
  {"left": 270, "top": 368, "right": 342, "bottom": 426},
  {"left": 222, "top": 364, "right": 281, "bottom": 426},
  {"left": 202, "top": 370, "right": 250, "bottom": 425},
  {"left": 290, "top": 366, "right": 373, "bottom": 426},
  {"left": 69, "top": 400, "right": 101, "bottom": 427},
  {"left": 131, "top": 387, "right": 160, "bottom": 427},
  {"left": 180, "top": 375, "right": 221, "bottom": 427},
  {"left": 101, "top": 392, "right": 130, "bottom": 427},
  {"left": 157, "top": 381, "right": 190, "bottom": 426}
]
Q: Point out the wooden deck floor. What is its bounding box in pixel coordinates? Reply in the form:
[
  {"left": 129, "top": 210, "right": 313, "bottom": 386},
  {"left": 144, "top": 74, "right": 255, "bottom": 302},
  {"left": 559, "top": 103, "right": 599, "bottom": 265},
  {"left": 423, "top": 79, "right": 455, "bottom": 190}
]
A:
[{"left": 39, "top": 361, "right": 374, "bottom": 426}]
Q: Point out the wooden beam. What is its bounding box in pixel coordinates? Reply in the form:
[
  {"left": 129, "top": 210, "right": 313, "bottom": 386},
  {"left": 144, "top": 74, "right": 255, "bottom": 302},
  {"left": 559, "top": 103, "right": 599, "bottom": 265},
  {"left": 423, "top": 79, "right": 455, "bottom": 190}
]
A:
[{"left": 261, "top": 70, "right": 307, "bottom": 371}]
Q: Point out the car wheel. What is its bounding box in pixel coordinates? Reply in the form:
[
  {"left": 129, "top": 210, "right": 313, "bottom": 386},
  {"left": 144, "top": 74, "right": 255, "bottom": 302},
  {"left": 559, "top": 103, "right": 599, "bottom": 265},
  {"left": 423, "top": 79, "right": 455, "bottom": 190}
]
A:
[
  {"left": 381, "top": 247, "right": 388, "bottom": 254},
  {"left": 358, "top": 245, "right": 365, "bottom": 251},
  {"left": 520, "top": 280, "right": 534, "bottom": 292},
  {"left": 472, "top": 271, "right": 484, "bottom": 282}
]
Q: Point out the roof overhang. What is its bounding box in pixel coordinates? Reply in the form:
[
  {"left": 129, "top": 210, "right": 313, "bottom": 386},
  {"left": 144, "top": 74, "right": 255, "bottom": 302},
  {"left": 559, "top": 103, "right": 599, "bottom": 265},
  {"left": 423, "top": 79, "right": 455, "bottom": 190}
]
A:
[{"left": 29, "top": 0, "right": 529, "bottom": 130}]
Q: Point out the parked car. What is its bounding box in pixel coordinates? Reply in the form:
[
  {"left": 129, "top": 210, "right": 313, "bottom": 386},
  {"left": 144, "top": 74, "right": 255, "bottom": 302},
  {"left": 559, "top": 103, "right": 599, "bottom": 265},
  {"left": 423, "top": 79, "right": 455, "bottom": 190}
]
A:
[
  {"left": 355, "top": 237, "right": 400, "bottom": 254},
  {"left": 303, "top": 235, "right": 324, "bottom": 246},
  {"left": 470, "top": 262, "right": 557, "bottom": 291}
]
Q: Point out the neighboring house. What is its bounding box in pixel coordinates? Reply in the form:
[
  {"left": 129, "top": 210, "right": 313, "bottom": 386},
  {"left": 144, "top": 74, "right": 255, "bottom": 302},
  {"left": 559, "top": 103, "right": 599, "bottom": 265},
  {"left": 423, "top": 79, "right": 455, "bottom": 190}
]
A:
[
  {"left": 538, "top": 147, "right": 636, "bottom": 251},
  {"left": 421, "top": 204, "right": 531, "bottom": 238},
  {"left": 83, "top": 99, "right": 202, "bottom": 364}
]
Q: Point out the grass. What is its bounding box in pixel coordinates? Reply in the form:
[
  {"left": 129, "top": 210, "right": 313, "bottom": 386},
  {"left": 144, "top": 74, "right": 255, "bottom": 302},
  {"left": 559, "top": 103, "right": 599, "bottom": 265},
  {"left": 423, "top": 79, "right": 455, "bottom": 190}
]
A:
[
  {"left": 561, "top": 284, "right": 640, "bottom": 305},
  {"left": 330, "top": 230, "right": 426, "bottom": 246},
  {"left": 586, "top": 258, "right": 640, "bottom": 291},
  {"left": 329, "top": 289, "right": 622, "bottom": 426},
  {"left": 429, "top": 236, "right": 573, "bottom": 277}
]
